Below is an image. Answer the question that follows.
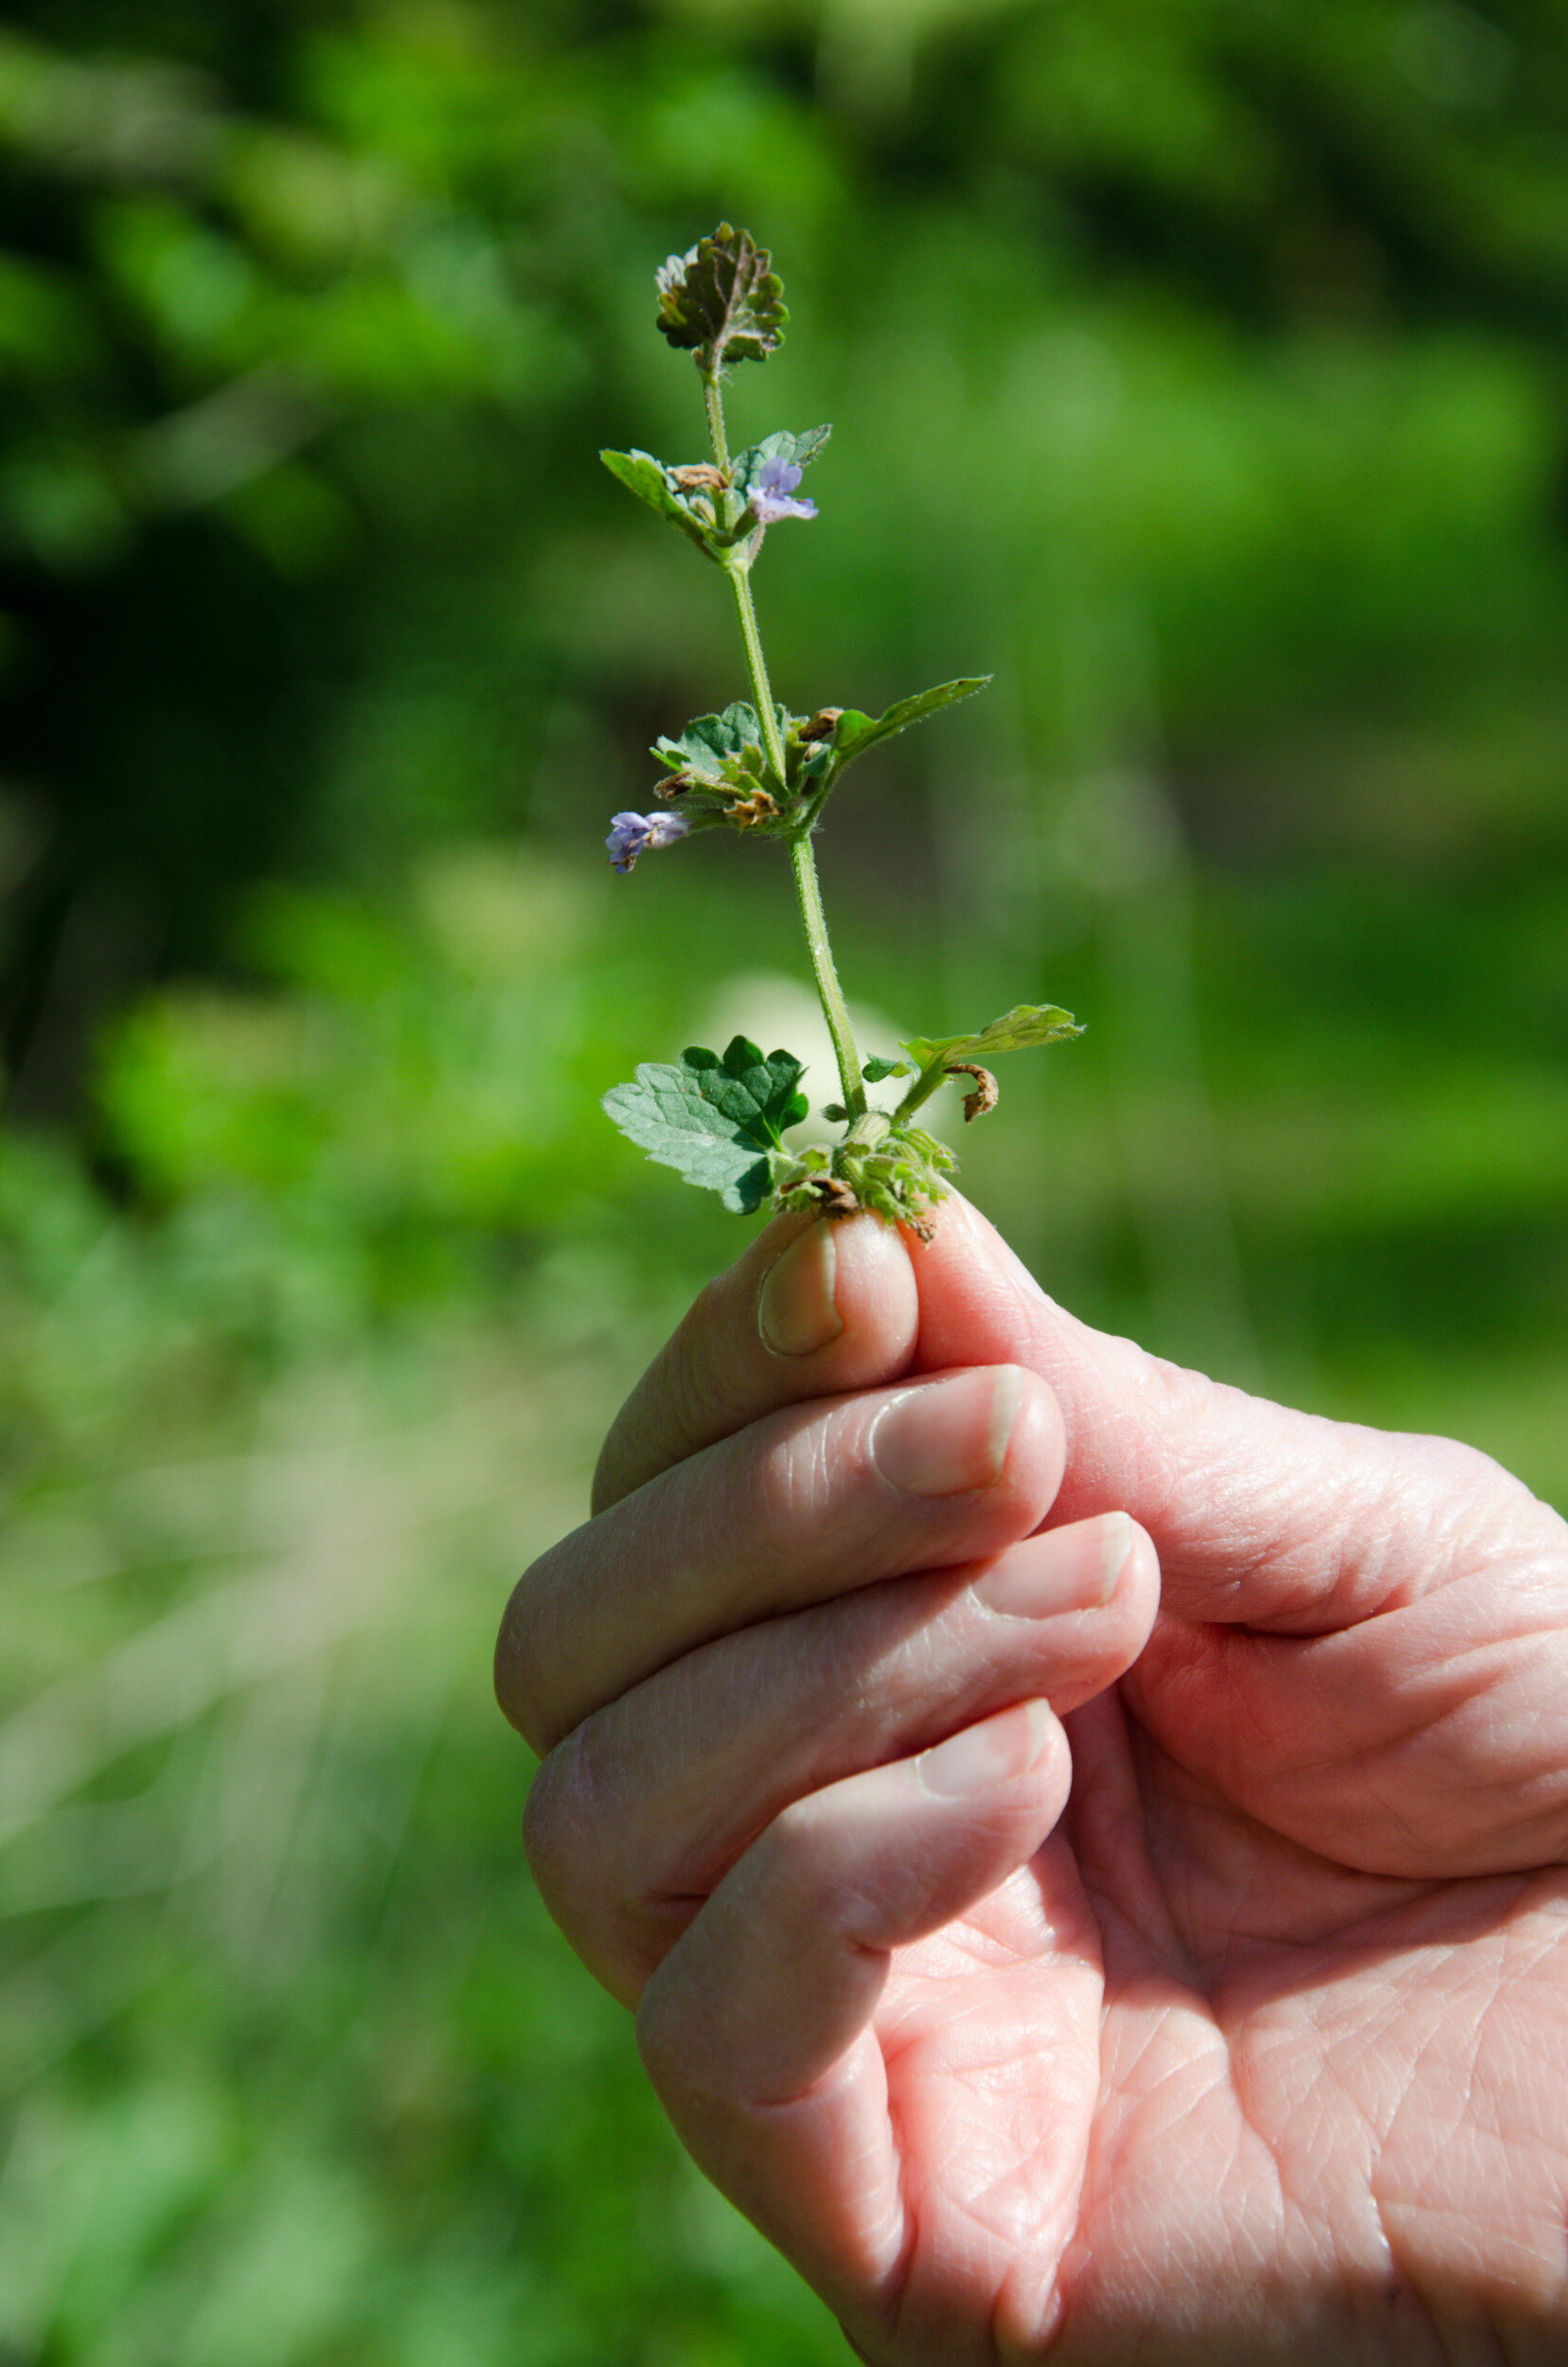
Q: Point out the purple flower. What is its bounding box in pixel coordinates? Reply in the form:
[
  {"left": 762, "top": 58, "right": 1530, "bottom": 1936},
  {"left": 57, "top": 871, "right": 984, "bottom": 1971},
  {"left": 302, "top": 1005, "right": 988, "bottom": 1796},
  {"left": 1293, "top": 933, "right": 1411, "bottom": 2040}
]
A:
[
  {"left": 606, "top": 810, "right": 691, "bottom": 873},
  {"left": 749, "top": 455, "right": 817, "bottom": 525}
]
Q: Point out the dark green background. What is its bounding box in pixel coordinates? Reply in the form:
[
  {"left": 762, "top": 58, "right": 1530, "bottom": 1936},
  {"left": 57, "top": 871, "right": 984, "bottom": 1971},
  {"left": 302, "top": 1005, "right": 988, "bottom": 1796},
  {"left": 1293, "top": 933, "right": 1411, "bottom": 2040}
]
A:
[{"left": 2, "top": 4, "right": 1565, "bottom": 2359}]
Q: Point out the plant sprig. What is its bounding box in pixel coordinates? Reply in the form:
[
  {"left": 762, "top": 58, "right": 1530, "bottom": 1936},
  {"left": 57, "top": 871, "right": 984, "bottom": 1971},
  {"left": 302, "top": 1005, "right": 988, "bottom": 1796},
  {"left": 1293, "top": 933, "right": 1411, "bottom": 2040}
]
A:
[{"left": 599, "top": 223, "right": 1081, "bottom": 1237}]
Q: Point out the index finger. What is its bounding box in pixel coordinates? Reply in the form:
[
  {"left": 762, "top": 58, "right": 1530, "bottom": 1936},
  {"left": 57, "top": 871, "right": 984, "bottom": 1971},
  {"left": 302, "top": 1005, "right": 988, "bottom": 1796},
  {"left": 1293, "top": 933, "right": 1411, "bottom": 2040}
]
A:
[
  {"left": 593, "top": 1209, "right": 920, "bottom": 1511},
  {"left": 916, "top": 1193, "right": 1568, "bottom": 1634}
]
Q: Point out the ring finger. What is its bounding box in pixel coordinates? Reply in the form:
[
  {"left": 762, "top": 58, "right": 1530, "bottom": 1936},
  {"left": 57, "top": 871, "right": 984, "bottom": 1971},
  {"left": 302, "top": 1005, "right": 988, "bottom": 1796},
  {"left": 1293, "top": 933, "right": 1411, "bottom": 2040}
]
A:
[{"left": 525, "top": 1509, "right": 1158, "bottom": 2001}]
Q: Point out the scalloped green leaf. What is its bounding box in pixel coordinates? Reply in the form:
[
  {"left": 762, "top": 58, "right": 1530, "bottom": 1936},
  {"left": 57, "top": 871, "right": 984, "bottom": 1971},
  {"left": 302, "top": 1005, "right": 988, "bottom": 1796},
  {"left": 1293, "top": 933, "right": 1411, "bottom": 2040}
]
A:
[
  {"left": 655, "top": 224, "right": 787, "bottom": 370},
  {"left": 603, "top": 1037, "right": 808, "bottom": 1213},
  {"left": 651, "top": 701, "right": 786, "bottom": 790},
  {"left": 901, "top": 1005, "right": 1083, "bottom": 1069},
  {"left": 830, "top": 677, "right": 992, "bottom": 774}
]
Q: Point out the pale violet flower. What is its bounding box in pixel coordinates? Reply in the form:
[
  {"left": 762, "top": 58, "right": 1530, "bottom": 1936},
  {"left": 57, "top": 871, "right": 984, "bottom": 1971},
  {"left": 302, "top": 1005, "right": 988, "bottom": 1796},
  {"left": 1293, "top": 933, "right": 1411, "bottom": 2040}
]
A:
[
  {"left": 606, "top": 809, "right": 691, "bottom": 872},
  {"left": 749, "top": 455, "right": 817, "bottom": 525}
]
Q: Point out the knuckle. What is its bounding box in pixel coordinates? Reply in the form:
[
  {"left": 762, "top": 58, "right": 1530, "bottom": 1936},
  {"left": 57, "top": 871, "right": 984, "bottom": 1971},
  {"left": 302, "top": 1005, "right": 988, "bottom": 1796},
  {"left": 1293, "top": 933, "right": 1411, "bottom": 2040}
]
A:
[
  {"left": 591, "top": 1274, "right": 733, "bottom": 1514},
  {"left": 633, "top": 1964, "right": 686, "bottom": 2092},
  {"left": 738, "top": 1415, "right": 825, "bottom": 1531},
  {"left": 668, "top": 1275, "right": 741, "bottom": 1441},
  {"left": 522, "top": 1725, "right": 597, "bottom": 1912},
  {"left": 493, "top": 1549, "right": 568, "bottom": 1754},
  {"left": 726, "top": 1409, "right": 876, "bottom": 1593},
  {"left": 757, "top": 1790, "right": 823, "bottom": 1886},
  {"left": 755, "top": 1793, "right": 886, "bottom": 1946}
]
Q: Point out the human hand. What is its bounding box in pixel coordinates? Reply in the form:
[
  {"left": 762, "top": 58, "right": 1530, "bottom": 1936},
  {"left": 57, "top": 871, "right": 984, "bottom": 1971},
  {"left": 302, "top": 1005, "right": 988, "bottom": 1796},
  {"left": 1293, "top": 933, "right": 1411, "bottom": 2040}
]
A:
[{"left": 498, "top": 1195, "right": 1568, "bottom": 2362}]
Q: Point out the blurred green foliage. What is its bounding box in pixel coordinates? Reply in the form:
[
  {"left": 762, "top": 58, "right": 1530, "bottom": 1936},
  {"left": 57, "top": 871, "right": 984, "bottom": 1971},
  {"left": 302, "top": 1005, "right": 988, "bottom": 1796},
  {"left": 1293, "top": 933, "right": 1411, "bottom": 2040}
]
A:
[{"left": 3, "top": 1, "right": 1567, "bottom": 2359}]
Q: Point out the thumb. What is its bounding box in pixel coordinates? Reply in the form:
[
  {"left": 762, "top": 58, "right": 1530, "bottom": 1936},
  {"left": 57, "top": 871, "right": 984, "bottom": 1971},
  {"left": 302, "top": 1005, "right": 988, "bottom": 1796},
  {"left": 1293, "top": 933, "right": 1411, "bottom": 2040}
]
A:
[{"left": 912, "top": 1194, "right": 1542, "bottom": 1632}]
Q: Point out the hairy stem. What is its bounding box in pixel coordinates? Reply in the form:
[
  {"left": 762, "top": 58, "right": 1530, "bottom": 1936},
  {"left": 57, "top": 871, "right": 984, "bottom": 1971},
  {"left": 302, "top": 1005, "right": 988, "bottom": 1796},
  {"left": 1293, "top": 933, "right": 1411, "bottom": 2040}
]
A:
[
  {"left": 702, "top": 372, "right": 790, "bottom": 787},
  {"left": 789, "top": 829, "right": 865, "bottom": 1119},
  {"left": 703, "top": 365, "right": 864, "bottom": 1117},
  {"left": 702, "top": 368, "right": 731, "bottom": 472},
  {"left": 726, "top": 568, "right": 790, "bottom": 784}
]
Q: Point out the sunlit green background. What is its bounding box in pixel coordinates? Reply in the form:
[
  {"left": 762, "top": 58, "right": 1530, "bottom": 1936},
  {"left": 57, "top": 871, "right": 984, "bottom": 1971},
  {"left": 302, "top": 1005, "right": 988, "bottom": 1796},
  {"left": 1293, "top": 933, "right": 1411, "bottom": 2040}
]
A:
[{"left": 3, "top": 2, "right": 1565, "bottom": 2358}]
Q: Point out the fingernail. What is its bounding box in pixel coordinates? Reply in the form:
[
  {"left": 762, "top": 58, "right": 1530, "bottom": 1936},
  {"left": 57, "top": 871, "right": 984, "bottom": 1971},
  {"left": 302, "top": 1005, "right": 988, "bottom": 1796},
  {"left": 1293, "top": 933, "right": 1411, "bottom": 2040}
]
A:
[
  {"left": 758, "top": 1224, "right": 844, "bottom": 1358},
  {"left": 918, "top": 1700, "right": 1051, "bottom": 1797},
  {"left": 869, "top": 1366, "right": 1023, "bottom": 1499},
  {"left": 977, "top": 1511, "right": 1134, "bottom": 1618}
]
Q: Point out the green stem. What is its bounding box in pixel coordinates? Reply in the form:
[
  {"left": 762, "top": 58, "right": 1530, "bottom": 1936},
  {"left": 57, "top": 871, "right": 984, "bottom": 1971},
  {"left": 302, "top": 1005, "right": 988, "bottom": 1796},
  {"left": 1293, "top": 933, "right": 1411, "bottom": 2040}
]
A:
[
  {"left": 726, "top": 567, "right": 790, "bottom": 785},
  {"left": 702, "top": 368, "right": 731, "bottom": 472},
  {"left": 892, "top": 1059, "right": 949, "bottom": 1122},
  {"left": 703, "top": 366, "right": 789, "bottom": 785},
  {"left": 703, "top": 365, "right": 864, "bottom": 1119},
  {"left": 789, "top": 828, "right": 866, "bottom": 1119}
]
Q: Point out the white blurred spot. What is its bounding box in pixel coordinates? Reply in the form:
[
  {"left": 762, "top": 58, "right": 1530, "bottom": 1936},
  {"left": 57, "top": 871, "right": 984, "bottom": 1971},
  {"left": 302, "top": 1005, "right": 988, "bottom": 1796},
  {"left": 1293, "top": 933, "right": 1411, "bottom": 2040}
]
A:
[
  {"left": 1053, "top": 770, "right": 1185, "bottom": 896},
  {"left": 1391, "top": 2, "right": 1513, "bottom": 108},
  {"left": 696, "top": 970, "right": 910, "bottom": 1144}
]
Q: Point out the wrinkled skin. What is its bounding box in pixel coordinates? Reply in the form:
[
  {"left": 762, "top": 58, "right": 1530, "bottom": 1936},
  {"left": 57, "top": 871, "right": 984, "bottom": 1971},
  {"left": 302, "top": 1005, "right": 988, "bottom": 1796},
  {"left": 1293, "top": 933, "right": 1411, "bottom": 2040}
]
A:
[{"left": 497, "top": 1194, "right": 1568, "bottom": 2363}]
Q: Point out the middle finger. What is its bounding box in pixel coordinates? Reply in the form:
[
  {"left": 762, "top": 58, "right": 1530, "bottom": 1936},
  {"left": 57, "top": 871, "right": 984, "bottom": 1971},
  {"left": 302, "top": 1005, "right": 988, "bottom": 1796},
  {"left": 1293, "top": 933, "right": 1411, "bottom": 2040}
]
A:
[{"left": 496, "top": 1362, "right": 1065, "bottom": 1754}]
